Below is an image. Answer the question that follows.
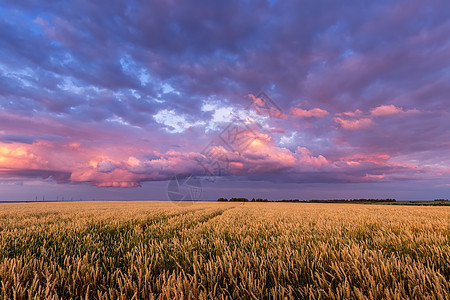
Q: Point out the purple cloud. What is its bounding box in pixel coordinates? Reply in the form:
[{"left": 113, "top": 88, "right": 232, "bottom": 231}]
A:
[{"left": 0, "top": 0, "right": 449, "bottom": 200}]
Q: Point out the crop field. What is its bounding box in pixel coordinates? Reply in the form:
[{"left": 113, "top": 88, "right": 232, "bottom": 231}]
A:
[{"left": 0, "top": 201, "right": 448, "bottom": 299}]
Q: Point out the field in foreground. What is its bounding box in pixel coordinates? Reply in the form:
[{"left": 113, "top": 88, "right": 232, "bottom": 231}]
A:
[{"left": 0, "top": 202, "right": 448, "bottom": 299}]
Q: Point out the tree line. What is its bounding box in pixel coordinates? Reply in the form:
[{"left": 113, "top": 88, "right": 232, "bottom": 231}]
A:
[
  {"left": 217, "top": 198, "right": 396, "bottom": 203},
  {"left": 218, "top": 198, "right": 269, "bottom": 202}
]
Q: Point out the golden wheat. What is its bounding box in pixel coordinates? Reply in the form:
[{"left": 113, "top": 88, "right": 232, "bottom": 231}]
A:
[{"left": 0, "top": 201, "right": 448, "bottom": 299}]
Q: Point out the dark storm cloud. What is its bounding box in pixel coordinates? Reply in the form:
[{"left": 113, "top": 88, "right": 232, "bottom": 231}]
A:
[
  {"left": 2, "top": 0, "right": 450, "bottom": 113},
  {"left": 0, "top": 168, "right": 71, "bottom": 183}
]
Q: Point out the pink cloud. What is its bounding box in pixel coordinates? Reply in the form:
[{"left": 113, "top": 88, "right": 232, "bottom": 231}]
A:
[
  {"left": 247, "top": 94, "right": 288, "bottom": 119},
  {"left": 290, "top": 107, "right": 329, "bottom": 118},
  {"left": 370, "top": 104, "right": 419, "bottom": 116},
  {"left": 333, "top": 117, "right": 373, "bottom": 130},
  {"left": 364, "top": 173, "right": 386, "bottom": 180},
  {"left": 0, "top": 102, "right": 444, "bottom": 190},
  {"left": 338, "top": 153, "right": 391, "bottom": 165},
  {"left": 295, "top": 147, "right": 329, "bottom": 168},
  {"left": 336, "top": 109, "right": 363, "bottom": 118},
  {"left": 0, "top": 129, "right": 441, "bottom": 188},
  {"left": 334, "top": 105, "right": 420, "bottom": 131},
  {"left": 370, "top": 104, "right": 403, "bottom": 116}
]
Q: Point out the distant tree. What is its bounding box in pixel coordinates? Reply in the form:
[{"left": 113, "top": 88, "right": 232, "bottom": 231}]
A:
[
  {"left": 217, "top": 198, "right": 228, "bottom": 202},
  {"left": 251, "top": 198, "right": 255, "bottom": 202},
  {"left": 229, "top": 197, "right": 248, "bottom": 202}
]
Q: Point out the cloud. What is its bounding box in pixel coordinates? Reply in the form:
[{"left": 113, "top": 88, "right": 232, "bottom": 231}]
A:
[
  {"left": 153, "top": 109, "right": 205, "bottom": 133},
  {"left": 290, "top": 107, "right": 329, "bottom": 118},
  {"left": 96, "top": 160, "right": 117, "bottom": 173},
  {"left": 247, "top": 94, "right": 288, "bottom": 119},
  {"left": 0, "top": 0, "right": 449, "bottom": 198},
  {"left": 370, "top": 104, "right": 419, "bottom": 117},
  {"left": 370, "top": 105, "right": 403, "bottom": 116},
  {"left": 0, "top": 168, "right": 71, "bottom": 184},
  {"left": 334, "top": 104, "right": 420, "bottom": 130},
  {"left": 333, "top": 117, "right": 373, "bottom": 130}
]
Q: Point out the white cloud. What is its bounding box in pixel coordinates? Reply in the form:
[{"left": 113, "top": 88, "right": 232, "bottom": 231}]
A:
[{"left": 153, "top": 109, "right": 205, "bottom": 133}]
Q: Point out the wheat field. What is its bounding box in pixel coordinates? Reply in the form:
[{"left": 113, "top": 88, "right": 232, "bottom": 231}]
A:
[{"left": 0, "top": 201, "right": 448, "bottom": 299}]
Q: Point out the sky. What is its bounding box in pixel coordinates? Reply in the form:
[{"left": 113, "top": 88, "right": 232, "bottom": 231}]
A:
[{"left": 0, "top": 0, "right": 449, "bottom": 201}]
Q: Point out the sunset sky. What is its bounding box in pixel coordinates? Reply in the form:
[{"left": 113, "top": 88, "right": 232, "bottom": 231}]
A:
[{"left": 1, "top": 0, "right": 449, "bottom": 201}]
